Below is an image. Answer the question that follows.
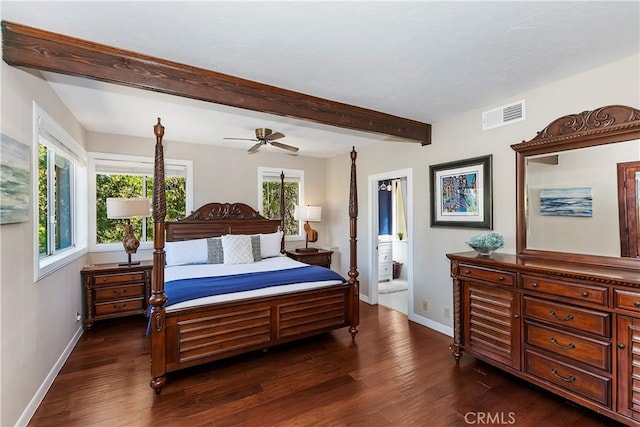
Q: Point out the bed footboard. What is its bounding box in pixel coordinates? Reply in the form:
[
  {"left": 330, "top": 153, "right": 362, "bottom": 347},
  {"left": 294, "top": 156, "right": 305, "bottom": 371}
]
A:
[{"left": 163, "top": 286, "right": 351, "bottom": 373}]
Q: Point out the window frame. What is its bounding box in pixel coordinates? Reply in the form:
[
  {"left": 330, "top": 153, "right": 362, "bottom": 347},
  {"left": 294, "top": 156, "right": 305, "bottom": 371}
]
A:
[
  {"left": 257, "top": 167, "right": 305, "bottom": 241},
  {"left": 33, "top": 102, "right": 88, "bottom": 281},
  {"left": 88, "top": 152, "right": 193, "bottom": 252}
]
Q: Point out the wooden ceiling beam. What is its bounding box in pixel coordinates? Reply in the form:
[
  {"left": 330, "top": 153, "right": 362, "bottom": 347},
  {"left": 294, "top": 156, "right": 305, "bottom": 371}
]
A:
[{"left": 2, "top": 21, "right": 431, "bottom": 145}]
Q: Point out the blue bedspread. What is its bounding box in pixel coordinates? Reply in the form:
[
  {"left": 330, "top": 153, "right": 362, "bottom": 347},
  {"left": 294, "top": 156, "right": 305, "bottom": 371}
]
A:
[{"left": 163, "top": 265, "right": 345, "bottom": 308}]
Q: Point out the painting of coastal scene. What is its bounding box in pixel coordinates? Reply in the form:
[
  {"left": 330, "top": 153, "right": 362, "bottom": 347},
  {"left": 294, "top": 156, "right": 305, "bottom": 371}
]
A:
[
  {"left": 0, "top": 134, "right": 30, "bottom": 224},
  {"left": 540, "top": 187, "right": 592, "bottom": 217}
]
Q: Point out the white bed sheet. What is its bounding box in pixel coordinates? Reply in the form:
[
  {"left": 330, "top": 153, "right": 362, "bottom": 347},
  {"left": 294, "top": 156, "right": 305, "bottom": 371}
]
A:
[{"left": 164, "top": 255, "right": 345, "bottom": 311}]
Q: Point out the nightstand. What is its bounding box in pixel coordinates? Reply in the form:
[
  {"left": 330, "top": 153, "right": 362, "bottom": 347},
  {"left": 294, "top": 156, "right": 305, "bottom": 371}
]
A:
[
  {"left": 285, "top": 249, "right": 333, "bottom": 269},
  {"left": 81, "top": 261, "right": 153, "bottom": 329}
]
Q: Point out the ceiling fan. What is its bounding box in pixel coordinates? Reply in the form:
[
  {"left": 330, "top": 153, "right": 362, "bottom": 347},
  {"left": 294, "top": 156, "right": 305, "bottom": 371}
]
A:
[{"left": 224, "top": 128, "right": 299, "bottom": 154}]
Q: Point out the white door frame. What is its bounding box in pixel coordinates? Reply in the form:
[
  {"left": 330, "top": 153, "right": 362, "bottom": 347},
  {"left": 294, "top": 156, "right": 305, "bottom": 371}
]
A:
[{"left": 367, "top": 168, "right": 413, "bottom": 316}]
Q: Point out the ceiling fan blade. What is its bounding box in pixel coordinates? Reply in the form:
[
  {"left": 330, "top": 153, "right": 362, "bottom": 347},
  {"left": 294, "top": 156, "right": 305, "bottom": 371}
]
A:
[
  {"left": 266, "top": 132, "right": 285, "bottom": 141},
  {"left": 270, "top": 141, "right": 299, "bottom": 152},
  {"left": 248, "top": 141, "right": 263, "bottom": 153},
  {"left": 224, "top": 137, "right": 258, "bottom": 142}
]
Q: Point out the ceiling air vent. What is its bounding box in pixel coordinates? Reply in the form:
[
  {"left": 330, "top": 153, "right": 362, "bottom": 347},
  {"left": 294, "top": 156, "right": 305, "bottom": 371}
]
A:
[{"left": 482, "top": 100, "right": 525, "bottom": 130}]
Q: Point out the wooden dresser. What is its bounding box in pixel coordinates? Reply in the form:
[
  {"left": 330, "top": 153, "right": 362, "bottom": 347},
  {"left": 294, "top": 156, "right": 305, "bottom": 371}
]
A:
[
  {"left": 81, "top": 261, "right": 152, "bottom": 329},
  {"left": 447, "top": 252, "right": 640, "bottom": 425}
]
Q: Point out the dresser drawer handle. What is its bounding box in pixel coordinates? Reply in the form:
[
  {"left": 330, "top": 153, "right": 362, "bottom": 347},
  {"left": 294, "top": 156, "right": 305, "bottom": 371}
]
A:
[
  {"left": 634, "top": 301, "right": 640, "bottom": 308},
  {"left": 497, "top": 276, "right": 505, "bottom": 281},
  {"left": 464, "top": 269, "right": 471, "bottom": 274},
  {"left": 618, "top": 343, "right": 626, "bottom": 349},
  {"left": 112, "top": 304, "right": 127, "bottom": 310},
  {"left": 551, "top": 368, "right": 576, "bottom": 383},
  {"left": 113, "top": 289, "right": 127, "bottom": 295},
  {"left": 581, "top": 292, "right": 588, "bottom": 297},
  {"left": 531, "top": 282, "right": 538, "bottom": 287},
  {"left": 550, "top": 337, "right": 575, "bottom": 350},
  {"left": 548, "top": 310, "right": 574, "bottom": 321}
]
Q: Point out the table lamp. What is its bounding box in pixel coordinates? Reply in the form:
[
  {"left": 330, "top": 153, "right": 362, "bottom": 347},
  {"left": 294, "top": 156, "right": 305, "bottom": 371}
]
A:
[
  {"left": 106, "top": 197, "right": 150, "bottom": 266},
  {"left": 294, "top": 205, "right": 321, "bottom": 253}
]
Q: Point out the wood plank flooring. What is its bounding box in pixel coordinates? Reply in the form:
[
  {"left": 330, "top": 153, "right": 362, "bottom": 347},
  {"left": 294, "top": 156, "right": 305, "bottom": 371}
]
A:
[{"left": 29, "top": 303, "right": 619, "bottom": 426}]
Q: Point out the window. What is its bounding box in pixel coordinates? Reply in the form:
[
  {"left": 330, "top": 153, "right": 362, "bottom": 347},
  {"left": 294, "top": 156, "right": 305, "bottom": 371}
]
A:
[
  {"left": 34, "top": 103, "right": 88, "bottom": 280},
  {"left": 258, "top": 167, "right": 304, "bottom": 239},
  {"left": 89, "top": 153, "right": 193, "bottom": 251}
]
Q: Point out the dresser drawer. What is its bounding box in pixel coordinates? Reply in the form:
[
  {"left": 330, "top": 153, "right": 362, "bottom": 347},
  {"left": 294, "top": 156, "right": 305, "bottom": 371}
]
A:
[
  {"left": 614, "top": 289, "right": 640, "bottom": 313},
  {"left": 459, "top": 265, "right": 515, "bottom": 288},
  {"left": 523, "top": 296, "right": 610, "bottom": 338},
  {"left": 95, "top": 298, "right": 145, "bottom": 316},
  {"left": 522, "top": 275, "right": 608, "bottom": 306},
  {"left": 95, "top": 284, "right": 145, "bottom": 302},
  {"left": 94, "top": 272, "right": 145, "bottom": 286},
  {"left": 525, "top": 349, "right": 611, "bottom": 407},
  {"left": 525, "top": 322, "right": 611, "bottom": 371}
]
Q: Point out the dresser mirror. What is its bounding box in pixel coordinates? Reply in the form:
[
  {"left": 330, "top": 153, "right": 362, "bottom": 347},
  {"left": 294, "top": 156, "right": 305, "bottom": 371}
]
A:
[{"left": 511, "top": 104, "right": 640, "bottom": 268}]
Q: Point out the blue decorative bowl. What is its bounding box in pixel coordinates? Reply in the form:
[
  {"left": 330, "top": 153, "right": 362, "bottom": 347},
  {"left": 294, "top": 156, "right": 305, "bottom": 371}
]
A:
[{"left": 466, "top": 242, "right": 503, "bottom": 255}]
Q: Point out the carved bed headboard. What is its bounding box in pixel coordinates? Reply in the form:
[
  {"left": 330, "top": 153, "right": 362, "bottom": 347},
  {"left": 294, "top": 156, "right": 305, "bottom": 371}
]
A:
[{"left": 165, "top": 202, "right": 282, "bottom": 242}]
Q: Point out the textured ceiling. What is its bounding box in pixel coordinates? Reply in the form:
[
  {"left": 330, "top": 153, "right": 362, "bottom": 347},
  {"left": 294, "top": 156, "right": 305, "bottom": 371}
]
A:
[{"left": 2, "top": 1, "right": 639, "bottom": 157}]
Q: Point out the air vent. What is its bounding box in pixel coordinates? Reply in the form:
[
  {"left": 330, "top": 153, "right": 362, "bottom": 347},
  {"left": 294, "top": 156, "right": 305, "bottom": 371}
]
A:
[{"left": 482, "top": 100, "right": 525, "bottom": 130}]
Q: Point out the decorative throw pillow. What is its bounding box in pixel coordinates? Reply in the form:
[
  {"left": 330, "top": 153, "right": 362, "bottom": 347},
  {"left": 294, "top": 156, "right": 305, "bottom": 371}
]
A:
[
  {"left": 250, "top": 235, "right": 262, "bottom": 262},
  {"left": 165, "top": 238, "right": 208, "bottom": 266},
  {"left": 221, "top": 234, "right": 254, "bottom": 265},
  {"left": 260, "top": 231, "right": 283, "bottom": 258},
  {"left": 207, "top": 237, "right": 224, "bottom": 264}
]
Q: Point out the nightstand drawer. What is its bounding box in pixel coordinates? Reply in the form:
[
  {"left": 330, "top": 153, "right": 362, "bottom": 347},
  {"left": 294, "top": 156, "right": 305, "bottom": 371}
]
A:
[
  {"left": 95, "top": 298, "right": 145, "bottom": 316},
  {"left": 94, "top": 272, "right": 145, "bottom": 286},
  {"left": 95, "top": 284, "right": 145, "bottom": 302}
]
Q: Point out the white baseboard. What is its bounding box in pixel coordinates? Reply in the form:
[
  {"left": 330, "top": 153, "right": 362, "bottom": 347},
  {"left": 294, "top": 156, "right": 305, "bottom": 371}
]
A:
[
  {"left": 360, "top": 293, "right": 453, "bottom": 337},
  {"left": 408, "top": 312, "right": 453, "bottom": 337},
  {"left": 16, "top": 325, "right": 84, "bottom": 427}
]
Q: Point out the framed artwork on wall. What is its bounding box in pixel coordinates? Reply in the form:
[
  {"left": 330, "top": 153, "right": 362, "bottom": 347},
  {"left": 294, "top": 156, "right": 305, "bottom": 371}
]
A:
[
  {"left": 0, "top": 134, "right": 31, "bottom": 224},
  {"left": 429, "top": 154, "right": 492, "bottom": 229}
]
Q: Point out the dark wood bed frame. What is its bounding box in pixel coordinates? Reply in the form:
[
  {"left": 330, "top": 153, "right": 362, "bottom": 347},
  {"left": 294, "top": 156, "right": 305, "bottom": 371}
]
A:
[{"left": 148, "top": 119, "right": 360, "bottom": 393}]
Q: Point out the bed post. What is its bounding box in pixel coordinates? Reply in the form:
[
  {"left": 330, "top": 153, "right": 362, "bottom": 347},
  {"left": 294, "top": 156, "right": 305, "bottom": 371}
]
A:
[
  {"left": 348, "top": 147, "right": 360, "bottom": 338},
  {"left": 280, "top": 170, "right": 285, "bottom": 253},
  {"left": 149, "top": 118, "right": 168, "bottom": 394}
]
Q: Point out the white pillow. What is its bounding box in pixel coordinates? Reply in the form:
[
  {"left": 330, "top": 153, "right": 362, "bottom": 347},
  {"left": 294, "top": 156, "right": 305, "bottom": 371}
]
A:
[
  {"left": 222, "top": 234, "right": 254, "bottom": 265},
  {"left": 260, "top": 231, "right": 283, "bottom": 258},
  {"left": 165, "top": 238, "right": 208, "bottom": 266}
]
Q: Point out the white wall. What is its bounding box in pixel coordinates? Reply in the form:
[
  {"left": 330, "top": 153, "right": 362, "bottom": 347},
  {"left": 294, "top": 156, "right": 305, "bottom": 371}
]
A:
[
  {"left": 1, "top": 63, "right": 88, "bottom": 426},
  {"left": 326, "top": 53, "right": 640, "bottom": 330}
]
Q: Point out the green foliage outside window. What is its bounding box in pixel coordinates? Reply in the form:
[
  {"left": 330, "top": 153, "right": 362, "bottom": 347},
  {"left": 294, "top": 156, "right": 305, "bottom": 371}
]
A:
[
  {"left": 96, "top": 174, "right": 186, "bottom": 244},
  {"left": 262, "top": 181, "right": 299, "bottom": 235},
  {"left": 38, "top": 144, "right": 48, "bottom": 256}
]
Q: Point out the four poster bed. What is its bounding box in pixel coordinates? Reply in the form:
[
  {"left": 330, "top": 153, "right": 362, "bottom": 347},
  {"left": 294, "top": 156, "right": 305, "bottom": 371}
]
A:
[{"left": 148, "top": 118, "right": 360, "bottom": 393}]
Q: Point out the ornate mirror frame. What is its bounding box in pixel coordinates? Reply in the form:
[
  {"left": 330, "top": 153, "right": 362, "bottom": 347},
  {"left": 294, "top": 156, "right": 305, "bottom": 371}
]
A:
[{"left": 511, "top": 104, "right": 640, "bottom": 269}]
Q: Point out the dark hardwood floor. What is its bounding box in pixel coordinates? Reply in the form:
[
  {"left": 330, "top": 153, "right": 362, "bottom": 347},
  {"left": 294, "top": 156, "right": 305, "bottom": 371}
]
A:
[{"left": 29, "top": 303, "right": 619, "bottom": 426}]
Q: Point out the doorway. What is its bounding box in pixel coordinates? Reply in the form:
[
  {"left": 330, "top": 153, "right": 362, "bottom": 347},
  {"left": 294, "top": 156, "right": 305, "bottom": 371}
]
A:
[{"left": 368, "top": 169, "right": 413, "bottom": 316}]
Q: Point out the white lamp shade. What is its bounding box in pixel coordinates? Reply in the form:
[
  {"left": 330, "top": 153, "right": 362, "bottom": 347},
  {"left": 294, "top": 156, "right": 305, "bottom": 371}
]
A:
[
  {"left": 106, "top": 198, "right": 150, "bottom": 219},
  {"left": 294, "top": 205, "right": 321, "bottom": 222}
]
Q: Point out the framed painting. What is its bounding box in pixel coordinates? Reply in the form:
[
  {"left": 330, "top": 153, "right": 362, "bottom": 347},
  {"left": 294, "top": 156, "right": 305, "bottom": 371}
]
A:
[
  {"left": 430, "top": 154, "right": 492, "bottom": 229},
  {"left": 0, "top": 134, "right": 31, "bottom": 224},
  {"left": 540, "top": 187, "right": 593, "bottom": 217}
]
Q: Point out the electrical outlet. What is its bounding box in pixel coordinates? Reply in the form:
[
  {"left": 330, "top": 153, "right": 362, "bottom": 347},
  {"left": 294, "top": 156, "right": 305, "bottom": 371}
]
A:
[
  {"left": 444, "top": 308, "right": 451, "bottom": 319},
  {"left": 422, "top": 300, "right": 428, "bottom": 311},
  {"left": 76, "top": 311, "right": 82, "bottom": 321}
]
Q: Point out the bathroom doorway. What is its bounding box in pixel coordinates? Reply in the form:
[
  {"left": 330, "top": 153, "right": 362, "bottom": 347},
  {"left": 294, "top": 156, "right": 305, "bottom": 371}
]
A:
[{"left": 368, "top": 169, "right": 413, "bottom": 316}]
